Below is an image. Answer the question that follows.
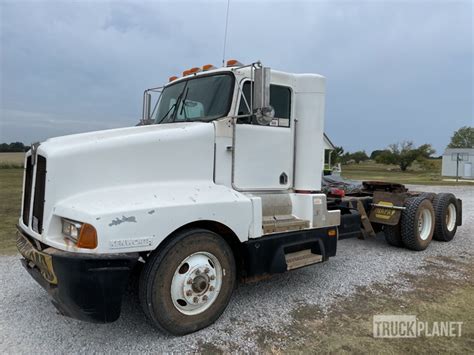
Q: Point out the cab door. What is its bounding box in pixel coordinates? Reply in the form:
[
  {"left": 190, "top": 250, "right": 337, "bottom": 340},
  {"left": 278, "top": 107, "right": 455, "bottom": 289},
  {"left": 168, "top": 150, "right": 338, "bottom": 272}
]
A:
[{"left": 233, "top": 82, "right": 293, "bottom": 191}]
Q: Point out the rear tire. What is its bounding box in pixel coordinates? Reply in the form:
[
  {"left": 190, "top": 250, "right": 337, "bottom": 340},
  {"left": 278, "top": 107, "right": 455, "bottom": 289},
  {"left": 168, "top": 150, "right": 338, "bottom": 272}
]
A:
[
  {"left": 432, "top": 193, "right": 458, "bottom": 242},
  {"left": 139, "top": 229, "right": 236, "bottom": 335},
  {"left": 418, "top": 192, "right": 436, "bottom": 200},
  {"left": 384, "top": 225, "right": 403, "bottom": 247},
  {"left": 401, "top": 197, "right": 435, "bottom": 251}
]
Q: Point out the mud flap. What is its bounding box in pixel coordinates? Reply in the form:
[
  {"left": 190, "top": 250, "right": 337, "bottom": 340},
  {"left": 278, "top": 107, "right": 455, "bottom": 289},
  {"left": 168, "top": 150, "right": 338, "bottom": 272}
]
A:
[
  {"left": 456, "top": 199, "right": 463, "bottom": 226},
  {"left": 369, "top": 191, "right": 407, "bottom": 226}
]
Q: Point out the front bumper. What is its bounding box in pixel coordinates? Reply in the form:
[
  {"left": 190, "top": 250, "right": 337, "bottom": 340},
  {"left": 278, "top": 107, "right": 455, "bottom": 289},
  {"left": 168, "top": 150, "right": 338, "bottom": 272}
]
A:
[{"left": 16, "top": 226, "right": 138, "bottom": 323}]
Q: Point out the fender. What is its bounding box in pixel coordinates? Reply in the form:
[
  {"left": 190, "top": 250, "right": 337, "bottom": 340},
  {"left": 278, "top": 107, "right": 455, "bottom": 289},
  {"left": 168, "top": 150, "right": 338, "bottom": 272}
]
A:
[{"left": 45, "top": 182, "right": 254, "bottom": 253}]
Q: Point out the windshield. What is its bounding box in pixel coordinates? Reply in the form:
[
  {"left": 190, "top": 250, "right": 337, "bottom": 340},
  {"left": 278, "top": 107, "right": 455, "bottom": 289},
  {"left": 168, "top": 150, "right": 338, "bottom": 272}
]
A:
[{"left": 154, "top": 74, "right": 234, "bottom": 124}]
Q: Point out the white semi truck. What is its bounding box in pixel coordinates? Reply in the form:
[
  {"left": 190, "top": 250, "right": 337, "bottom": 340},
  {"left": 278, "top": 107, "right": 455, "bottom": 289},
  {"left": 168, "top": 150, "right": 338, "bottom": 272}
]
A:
[{"left": 17, "top": 61, "right": 462, "bottom": 335}]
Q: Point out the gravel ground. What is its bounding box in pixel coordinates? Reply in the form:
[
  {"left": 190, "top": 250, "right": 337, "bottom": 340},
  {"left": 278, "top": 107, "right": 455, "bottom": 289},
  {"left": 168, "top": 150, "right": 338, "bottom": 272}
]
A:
[{"left": 0, "top": 186, "right": 472, "bottom": 352}]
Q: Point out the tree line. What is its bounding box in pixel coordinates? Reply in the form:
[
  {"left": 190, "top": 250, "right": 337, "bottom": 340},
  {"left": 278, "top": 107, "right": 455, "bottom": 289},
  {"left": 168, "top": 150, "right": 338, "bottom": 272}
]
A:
[
  {"left": 0, "top": 142, "right": 30, "bottom": 152},
  {"left": 330, "top": 126, "right": 473, "bottom": 172}
]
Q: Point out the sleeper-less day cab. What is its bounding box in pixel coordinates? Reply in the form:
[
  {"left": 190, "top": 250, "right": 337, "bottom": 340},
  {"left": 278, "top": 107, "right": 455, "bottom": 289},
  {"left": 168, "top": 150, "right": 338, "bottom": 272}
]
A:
[{"left": 17, "top": 61, "right": 462, "bottom": 335}]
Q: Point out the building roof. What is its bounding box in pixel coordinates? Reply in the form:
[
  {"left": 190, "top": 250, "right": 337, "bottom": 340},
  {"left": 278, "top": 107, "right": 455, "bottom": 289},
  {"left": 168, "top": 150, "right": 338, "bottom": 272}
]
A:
[
  {"left": 443, "top": 148, "right": 474, "bottom": 155},
  {"left": 323, "top": 133, "right": 336, "bottom": 150}
]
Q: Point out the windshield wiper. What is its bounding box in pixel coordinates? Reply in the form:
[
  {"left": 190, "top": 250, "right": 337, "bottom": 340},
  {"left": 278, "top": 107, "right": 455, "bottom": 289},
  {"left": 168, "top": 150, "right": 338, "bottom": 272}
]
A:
[
  {"left": 156, "top": 81, "right": 189, "bottom": 124},
  {"left": 156, "top": 102, "right": 177, "bottom": 124},
  {"left": 170, "top": 81, "right": 189, "bottom": 122},
  {"left": 179, "top": 87, "right": 189, "bottom": 119}
]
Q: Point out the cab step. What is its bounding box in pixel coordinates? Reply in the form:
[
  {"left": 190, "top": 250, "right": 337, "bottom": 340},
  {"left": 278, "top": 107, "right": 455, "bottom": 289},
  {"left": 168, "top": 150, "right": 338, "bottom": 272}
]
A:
[
  {"left": 285, "top": 249, "right": 323, "bottom": 270},
  {"left": 262, "top": 215, "right": 310, "bottom": 234}
]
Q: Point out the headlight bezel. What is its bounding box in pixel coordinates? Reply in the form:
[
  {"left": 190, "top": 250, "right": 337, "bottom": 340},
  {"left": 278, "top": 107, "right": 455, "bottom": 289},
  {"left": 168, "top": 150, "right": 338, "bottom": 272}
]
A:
[
  {"left": 61, "top": 218, "right": 98, "bottom": 249},
  {"left": 61, "top": 218, "right": 83, "bottom": 242}
]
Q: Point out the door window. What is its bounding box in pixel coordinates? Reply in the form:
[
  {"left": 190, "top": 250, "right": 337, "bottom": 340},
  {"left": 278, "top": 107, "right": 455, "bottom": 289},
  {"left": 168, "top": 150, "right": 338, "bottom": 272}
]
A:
[{"left": 237, "top": 81, "right": 291, "bottom": 127}]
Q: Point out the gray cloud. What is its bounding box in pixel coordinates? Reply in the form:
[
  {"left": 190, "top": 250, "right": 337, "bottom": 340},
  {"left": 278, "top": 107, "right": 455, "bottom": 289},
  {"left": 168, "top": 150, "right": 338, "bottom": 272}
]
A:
[{"left": 1, "top": 0, "right": 472, "bottom": 154}]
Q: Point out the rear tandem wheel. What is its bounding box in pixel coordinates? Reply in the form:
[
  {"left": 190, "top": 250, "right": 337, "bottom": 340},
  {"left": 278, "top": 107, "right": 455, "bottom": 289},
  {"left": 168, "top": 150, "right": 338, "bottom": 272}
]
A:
[
  {"left": 432, "top": 193, "right": 459, "bottom": 242},
  {"left": 383, "top": 224, "right": 403, "bottom": 247},
  {"left": 400, "top": 197, "right": 435, "bottom": 251}
]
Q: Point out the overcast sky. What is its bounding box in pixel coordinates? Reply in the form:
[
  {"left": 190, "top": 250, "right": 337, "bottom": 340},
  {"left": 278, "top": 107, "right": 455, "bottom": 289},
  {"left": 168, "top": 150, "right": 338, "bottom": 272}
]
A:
[{"left": 0, "top": 0, "right": 472, "bottom": 154}]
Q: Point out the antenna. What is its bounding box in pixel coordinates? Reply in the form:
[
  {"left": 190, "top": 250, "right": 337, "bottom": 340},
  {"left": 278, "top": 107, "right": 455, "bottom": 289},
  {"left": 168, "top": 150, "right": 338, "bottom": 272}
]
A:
[{"left": 222, "top": 0, "right": 231, "bottom": 66}]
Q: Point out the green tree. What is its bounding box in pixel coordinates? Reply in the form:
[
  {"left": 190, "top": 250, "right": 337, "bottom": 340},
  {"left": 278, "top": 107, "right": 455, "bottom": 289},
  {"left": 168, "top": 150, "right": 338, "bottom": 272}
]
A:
[
  {"left": 331, "top": 146, "right": 344, "bottom": 163},
  {"left": 9, "top": 142, "right": 25, "bottom": 152},
  {"left": 351, "top": 150, "right": 369, "bottom": 163},
  {"left": 0, "top": 142, "right": 26, "bottom": 152},
  {"left": 376, "top": 141, "right": 435, "bottom": 171},
  {"left": 342, "top": 150, "right": 369, "bottom": 164},
  {"left": 370, "top": 149, "right": 387, "bottom": 160},
  {"left": 448, "top": 126, "right": 474, "bottom": 148}
]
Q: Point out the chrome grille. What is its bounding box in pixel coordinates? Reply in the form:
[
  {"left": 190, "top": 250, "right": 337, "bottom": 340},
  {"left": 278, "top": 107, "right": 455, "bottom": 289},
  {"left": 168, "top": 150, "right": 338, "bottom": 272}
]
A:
[
  {"left": 22, "top": 154, "right": 47, "bottom": 233},
  {"left": 32, "top": 156, "right": 46, "bottom": 233},
  {"left": 22, "top": 156, "right": 33, "bottom": 226}
]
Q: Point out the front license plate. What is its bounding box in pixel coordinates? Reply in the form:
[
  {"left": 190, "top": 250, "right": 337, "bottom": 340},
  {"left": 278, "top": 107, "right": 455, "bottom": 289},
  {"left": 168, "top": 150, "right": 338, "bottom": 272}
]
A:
[{"left": 16, "top": 231, "right": 58, "bottom": 285}]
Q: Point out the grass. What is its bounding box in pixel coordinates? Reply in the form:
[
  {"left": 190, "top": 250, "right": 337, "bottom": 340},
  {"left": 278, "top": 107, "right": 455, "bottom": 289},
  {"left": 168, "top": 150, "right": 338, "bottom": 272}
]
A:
[
  {"left": 342, "top": 160, "right": 472, "bottom": 186},
  {"left": 0, "top": 152, "right": 24, "bottom": 169},
  {"left": 0, "top": 154, "right": 25, "bottom": 253},
  {"left": 0, "top": 169, "right": 23, "bottom": 254},
  {"left": 260, "top": 256, "right": 474, "bottom": 353}
]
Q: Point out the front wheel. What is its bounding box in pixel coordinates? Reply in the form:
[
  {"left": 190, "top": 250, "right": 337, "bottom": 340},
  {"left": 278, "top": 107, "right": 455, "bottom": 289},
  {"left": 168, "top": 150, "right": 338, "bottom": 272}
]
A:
[{"left": 139, "top": 229, "right": 236, "bottom": 335}]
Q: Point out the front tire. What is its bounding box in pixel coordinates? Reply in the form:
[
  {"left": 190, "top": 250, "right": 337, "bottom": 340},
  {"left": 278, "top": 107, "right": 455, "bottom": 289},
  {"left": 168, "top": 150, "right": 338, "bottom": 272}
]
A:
[{"left": 139, "top": 229, "right": 236, "bottom": 335}]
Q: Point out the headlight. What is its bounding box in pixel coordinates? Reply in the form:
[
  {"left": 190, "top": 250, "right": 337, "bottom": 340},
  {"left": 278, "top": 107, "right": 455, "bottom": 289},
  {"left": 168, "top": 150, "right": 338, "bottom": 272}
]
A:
[
  {"left": 62, "top": 219, "right": 82, "bottom": 242},
  {"left": 61, "top": 218, "right": 97, "bottom": 249}
]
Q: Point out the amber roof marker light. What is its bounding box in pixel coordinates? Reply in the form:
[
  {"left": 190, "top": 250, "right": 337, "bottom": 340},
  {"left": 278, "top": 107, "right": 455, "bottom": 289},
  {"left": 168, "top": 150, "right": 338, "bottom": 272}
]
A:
[
  {"left": 202, "top": 64, "right": 217, "bottom": 71},
  {"left": 188, "top": 67, "right": 202, "bottom": 74},
  {"left": 226, "top": 59, "right": 243, "bottom": 67}
]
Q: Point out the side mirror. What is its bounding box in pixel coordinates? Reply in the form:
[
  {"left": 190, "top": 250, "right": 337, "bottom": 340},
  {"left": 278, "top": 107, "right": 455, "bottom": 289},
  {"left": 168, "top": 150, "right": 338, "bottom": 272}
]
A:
[{"left": 253, "top": 67, "right": 274, "bottom": 125}]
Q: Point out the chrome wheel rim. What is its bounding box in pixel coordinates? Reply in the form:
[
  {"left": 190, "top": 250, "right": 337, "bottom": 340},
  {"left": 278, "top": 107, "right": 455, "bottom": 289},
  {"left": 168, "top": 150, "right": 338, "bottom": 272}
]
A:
[
  {"left": 170, "top": 251, "right": 222, "bottom": 315},
  {"left": 446, "top": 203, "right": 457, "bottom": 232},
  {"left": 418, "top": 208, "right": 433, "bottom": 241}
]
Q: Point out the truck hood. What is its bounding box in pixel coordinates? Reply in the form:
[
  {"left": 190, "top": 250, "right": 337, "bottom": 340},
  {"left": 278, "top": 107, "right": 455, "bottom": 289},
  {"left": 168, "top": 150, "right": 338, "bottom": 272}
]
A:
[
  {"left": 36, "top": 122, "right": 215, "bottom": 223},
  {"left": 41, "top": 122, "right": 208, "bottom": 153}
]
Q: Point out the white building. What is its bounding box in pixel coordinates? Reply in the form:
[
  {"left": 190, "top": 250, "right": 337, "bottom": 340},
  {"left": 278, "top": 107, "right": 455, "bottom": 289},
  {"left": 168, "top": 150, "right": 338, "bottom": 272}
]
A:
[
  {"left": 441, "top": 148, "right": 474, "bottom": 179},
  {"left": 323, "top": 133, "right": 342, "bottom": 175},
  {"left": 323, "top": 133, "right": 336, "bottom": 167}
]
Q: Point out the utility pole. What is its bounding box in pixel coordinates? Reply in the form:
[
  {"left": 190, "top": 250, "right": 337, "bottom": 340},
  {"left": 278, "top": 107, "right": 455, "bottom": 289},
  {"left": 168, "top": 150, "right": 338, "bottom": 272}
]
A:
[{"left": 456, "top": 153, "right": 460, "bottom": 182}]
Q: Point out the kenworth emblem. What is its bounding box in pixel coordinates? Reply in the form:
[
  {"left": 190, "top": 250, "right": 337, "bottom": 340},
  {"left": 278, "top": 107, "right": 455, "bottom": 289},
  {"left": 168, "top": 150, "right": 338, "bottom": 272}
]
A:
[{"left": 30, "top": 142, "right": 41, "bottom": 165}]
